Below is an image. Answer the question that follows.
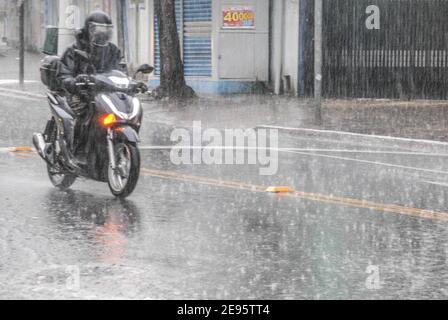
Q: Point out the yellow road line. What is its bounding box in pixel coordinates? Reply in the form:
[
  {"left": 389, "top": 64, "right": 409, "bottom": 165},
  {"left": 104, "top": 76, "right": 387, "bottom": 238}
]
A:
[
  {"left": 140, "top": 168, "right": 448, "bottom": 222},
  {"left": 2, "top": 148, "right": 447, "bottom": 221},
  {"left": 8, "top": 146, "right": 34, "bottom": 153},
  {"left": 141, "top": 168, "right": 264, "bottom": 192}
]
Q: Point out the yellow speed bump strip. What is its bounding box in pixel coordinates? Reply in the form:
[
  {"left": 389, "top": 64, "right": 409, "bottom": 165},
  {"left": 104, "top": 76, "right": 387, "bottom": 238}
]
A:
[
  {"left": 8, "top": 146, "right": 34, "bottom": 153},
  {"left": 266, "top": 186, "right": 295, "bottom": 193},
  {"left": 8, "top": 146, "right": 35, "bottom": 158},
  {"left": 141, "top": 168, "right": 448, "bottom": 222}
]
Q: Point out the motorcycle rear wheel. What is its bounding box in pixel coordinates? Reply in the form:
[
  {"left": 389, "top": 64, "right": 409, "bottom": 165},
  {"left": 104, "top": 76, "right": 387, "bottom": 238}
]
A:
[
  {"left": 47, "top": 164, "right": 77, "bottom": 190},
  {"left": 45, "top": 120, "right": 77, "bottom": 190}
]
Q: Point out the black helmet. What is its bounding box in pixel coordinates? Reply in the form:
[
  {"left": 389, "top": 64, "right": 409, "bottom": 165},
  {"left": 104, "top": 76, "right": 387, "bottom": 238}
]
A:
[{"left": 84, "top": 10, "right": 113, "bottom": 47}]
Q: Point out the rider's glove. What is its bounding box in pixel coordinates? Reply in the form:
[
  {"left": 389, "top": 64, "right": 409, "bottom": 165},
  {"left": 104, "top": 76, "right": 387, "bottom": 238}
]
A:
[
  {"left": 75, "top": 74, "right": 91, "bottom": 86},
  {"left": 133, "top": 82, "right": 148, "bottom": 93},
  {"left": 62, "top": 78, "right": 77, "bottom": 94}
]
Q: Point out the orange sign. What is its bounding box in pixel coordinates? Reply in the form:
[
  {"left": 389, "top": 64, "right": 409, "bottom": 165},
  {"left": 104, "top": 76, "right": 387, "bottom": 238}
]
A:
[{"left": 222, "top": 6, "right": 255, "bottom": 29}]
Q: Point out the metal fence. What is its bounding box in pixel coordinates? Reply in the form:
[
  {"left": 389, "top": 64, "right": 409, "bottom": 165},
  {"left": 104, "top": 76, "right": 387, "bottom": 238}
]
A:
[{"left": 303, "top": 0, "right": 448, "bottom": 99}]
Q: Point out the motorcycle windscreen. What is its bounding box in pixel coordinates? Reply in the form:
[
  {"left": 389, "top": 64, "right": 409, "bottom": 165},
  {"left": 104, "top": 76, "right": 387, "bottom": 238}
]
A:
[{"left": 88, "top": 23, "right": 113, "bottom": 47}]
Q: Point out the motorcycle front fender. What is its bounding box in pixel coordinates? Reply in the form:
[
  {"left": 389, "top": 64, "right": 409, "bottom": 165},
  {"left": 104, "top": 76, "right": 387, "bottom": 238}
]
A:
[{"left": 115, "top": 126, "right": 140, "bottom": 144}]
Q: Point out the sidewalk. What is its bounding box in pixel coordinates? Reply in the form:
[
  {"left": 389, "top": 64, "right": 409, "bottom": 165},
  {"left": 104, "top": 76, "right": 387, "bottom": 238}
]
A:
[
  {"left": 2, "top": 82, "right": 448, "bottom": 144},
  {"left": 0, "top": 49, "right": 43, "bottom": 81},
  {"left": 143, "top": 95, "right": 448, "bottom": 142},
  {"left": 0, "top": 48, "right": 45, "bottom": 92}
]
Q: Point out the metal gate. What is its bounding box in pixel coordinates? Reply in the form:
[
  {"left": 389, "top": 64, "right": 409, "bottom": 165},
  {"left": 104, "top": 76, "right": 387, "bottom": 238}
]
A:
[
  {"left": 318, "top": 0, "right": 448, "bottom": 99},
  {"left": 154, "top": 0, "right": 212, "bottom": 77}
]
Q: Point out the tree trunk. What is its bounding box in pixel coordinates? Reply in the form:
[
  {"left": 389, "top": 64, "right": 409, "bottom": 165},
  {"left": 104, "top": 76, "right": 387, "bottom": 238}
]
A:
[{"left": 154, "top": 0, "right": 195, "bottom": 99}]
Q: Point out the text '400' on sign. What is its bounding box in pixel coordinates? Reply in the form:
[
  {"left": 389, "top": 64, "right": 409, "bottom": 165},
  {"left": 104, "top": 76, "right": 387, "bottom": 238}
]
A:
[{"left": 222, "top": 6, "right": 255, "bottom": 29}]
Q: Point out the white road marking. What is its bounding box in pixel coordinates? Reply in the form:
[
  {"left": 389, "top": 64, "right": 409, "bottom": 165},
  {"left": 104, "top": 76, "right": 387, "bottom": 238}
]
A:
[
  {"left": 139, "top": 145, "right": 448, "bottom": 174},
  {"left": 0, "top": 87, "right": 45, "bottom": 99},
  {"left": 259, "top": 125, "right": 448, "bottom": 147},
  {"left": 0, "top": 80, "right": 39, "bottom": 85},
  {"left": 139, "top": 145, "right": 448, "bottom": 157},
  {"left": 2, "top": 140, "right": 447, "bottom": 176},
  {"left": 284, "top": 149, "right": 448, "bottom": 176},
  {"left": 422, "top": 181, "right": 448, "bottom": 187},
  {"left": 3, "top": 144, "right": 445, "bottom": 158},
  {"left": 282, "top": 149, "right": 448, "bottom": 157},
  {"left": 0, "top": 92, "right": 43, "bottom": 103}
]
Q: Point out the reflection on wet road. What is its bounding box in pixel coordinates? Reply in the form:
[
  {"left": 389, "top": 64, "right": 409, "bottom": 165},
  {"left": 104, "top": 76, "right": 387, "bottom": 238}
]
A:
[
  {"left": 0, "top": 95, "right": 447, "bottom": 299},
  {"left": 1, "top": 129, "right": 448, "bottom": 299}
]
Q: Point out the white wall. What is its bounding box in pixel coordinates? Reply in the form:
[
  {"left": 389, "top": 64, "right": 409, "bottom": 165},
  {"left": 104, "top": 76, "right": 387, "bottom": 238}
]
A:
[
  {"left": 57, "top": 0, "right": 120, "bottom": 55},
  {"left": 4, "top": 2, "right": 19, "bottom": 47},
  {"left": 270, "top": 0, "right": 299, "bottom": 95},
  {"left": 214, "top": 0, "right": 270, "bottom": 81},
  {"left": 54, "top": 0, "right": 151, "bottom": 68},
  {"left": 58, "top": 0, "right": 83, "bottom": 54},
  {"left": 283, "top": 0, "right": 299, "bottom": 94},
  {"left": 0, "top": 19, "right": 5, "bottom": 39},
  {"left": 270, "top": 0, "right": 282, "bottom": 94},
  {"left": 25, "top": 0, "right": 45, "bottom": 51},
  {"left": 127, "top": 0, "right": 151, "bottom": 69}
]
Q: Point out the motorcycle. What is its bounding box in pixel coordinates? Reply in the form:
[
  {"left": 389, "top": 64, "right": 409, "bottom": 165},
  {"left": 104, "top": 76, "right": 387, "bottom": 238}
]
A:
[{"left": 33, "top": 51, "right": 154, "bottom": 198}]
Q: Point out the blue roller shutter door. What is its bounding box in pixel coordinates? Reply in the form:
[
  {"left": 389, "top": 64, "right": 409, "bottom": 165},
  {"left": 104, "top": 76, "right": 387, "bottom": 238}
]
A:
[{"left": 154, "top": 0, "right": 212, "bottom": 77}]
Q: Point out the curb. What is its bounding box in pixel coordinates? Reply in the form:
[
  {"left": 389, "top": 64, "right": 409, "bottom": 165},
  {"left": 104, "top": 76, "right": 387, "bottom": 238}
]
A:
[
  {"left": 321, "top": 98, "right": 448, "bottom": 109},
  {"left": 0, "top": 86, "right": 45, "bottom": 100}
]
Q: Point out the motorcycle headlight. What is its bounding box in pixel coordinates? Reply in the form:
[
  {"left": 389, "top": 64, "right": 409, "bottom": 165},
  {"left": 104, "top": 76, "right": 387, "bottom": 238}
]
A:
[
  {"left": 101, "top": 94, "right": 141, "bottom": 121},
  {"left": 108, "top": 76, "right": 130, "bottom": 89}
]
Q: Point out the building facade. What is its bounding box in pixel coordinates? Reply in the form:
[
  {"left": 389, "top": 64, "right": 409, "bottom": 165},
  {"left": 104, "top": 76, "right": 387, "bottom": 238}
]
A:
[
  {"left": 138, "top": 0, "right": 301, "bottom": 95},
  {"left": 1, "top": 0, "right": 304, "bottom": 96},
  {"left": 136, "top": 0, "right": 448, "bottom": 99},
  {"left": 0, "top": 0, "right": 21, "bottom": 47},
  {"left": 5, "top": 0, "right": 447, "bottom": 99},
  {"left": 142, "top": 0, "right": 271, "bottom": 94},
  {"left": 0, "top": 0, "right": 60, "bottom": 51}
]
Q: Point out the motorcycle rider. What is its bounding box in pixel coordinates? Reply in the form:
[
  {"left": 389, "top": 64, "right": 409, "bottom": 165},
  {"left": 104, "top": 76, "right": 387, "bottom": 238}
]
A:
[
  {"left": 35, "top": 10, "right": 147, "bottom": 168},
  {"left": 58, "top": 10, "right": 123, "bottom": 163},
  {"left": 34, "top": 10, "right": 140, "bottom": 166},
  {"left": 59, "top": 10, "right": 122, "bottom": 95}
]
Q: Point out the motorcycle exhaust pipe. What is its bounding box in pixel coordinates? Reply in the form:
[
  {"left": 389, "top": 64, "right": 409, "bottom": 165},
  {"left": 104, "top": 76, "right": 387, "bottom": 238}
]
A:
[
  {"left": 32, "top": 133, "right": 48, "bottom": 161},
  {"left": 32, "top": 133, "right": 56, "bottom": 167}
]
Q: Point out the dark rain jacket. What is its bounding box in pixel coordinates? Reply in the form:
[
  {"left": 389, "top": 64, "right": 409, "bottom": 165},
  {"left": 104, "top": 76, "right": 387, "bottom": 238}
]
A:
[{"left": 58, "top": 30, "right": 123, "bottom": 95}]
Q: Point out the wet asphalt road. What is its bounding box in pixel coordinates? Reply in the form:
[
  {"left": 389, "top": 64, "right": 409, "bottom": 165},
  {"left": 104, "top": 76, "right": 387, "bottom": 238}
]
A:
[{"left": 1, "top": 93, "right": 448, "bottom": 300}]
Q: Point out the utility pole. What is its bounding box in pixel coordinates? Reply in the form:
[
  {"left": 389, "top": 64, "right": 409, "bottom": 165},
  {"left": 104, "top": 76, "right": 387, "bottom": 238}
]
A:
[
  {"left": 128, "top": 0, "right": 143, "bottom": 66},
  {"left": 116, "top": 0, "right": 125, "bottom": 55},
  {"left": 19, "top": 0, "right": 25, "bottom": 88},
  {"left": 117, "top": 0, "right": 131, "bottom": 66},
  {"left": 314, "top": 0, "right": 323, "bottom": 124},
  {"left": 134, "top": 0, "right": 141, "bottom": 64}
]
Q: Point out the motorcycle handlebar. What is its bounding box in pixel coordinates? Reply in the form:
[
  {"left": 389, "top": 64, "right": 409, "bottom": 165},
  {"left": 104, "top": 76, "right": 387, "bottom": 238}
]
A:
[
  {"left": 73, "top": 74, "right": 148, "bottom": 94},
  {"left": 74, "top": 80, "right": 147, "bottom": 95},
  {"left": 75, "top": 82, "right": 96, "bottom": 87}
]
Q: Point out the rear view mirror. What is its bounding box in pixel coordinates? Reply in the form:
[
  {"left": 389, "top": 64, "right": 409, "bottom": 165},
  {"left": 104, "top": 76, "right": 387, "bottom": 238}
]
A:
[
  {"left": 137, "top": 64, "right": 154, "bottom": 74},
  {"left": 134, "top": 64, "right": 154, "bottom": 78}
]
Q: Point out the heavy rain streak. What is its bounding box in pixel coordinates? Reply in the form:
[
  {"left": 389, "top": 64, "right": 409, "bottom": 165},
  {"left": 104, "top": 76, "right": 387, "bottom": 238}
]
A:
[{"left": 0, "top": 0, "right": 448, "bottom": 301}]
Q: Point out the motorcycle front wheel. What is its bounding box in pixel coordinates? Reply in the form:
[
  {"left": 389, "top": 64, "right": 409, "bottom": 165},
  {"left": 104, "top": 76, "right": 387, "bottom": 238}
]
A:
[{"left": 108, "top": 142, "right": 141, "bottom": 198}]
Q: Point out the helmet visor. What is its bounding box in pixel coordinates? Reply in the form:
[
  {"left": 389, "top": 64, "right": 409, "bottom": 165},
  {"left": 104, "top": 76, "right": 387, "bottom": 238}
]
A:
[{"left": 88, "top": 22, "right": 113, "bottom": 46}]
